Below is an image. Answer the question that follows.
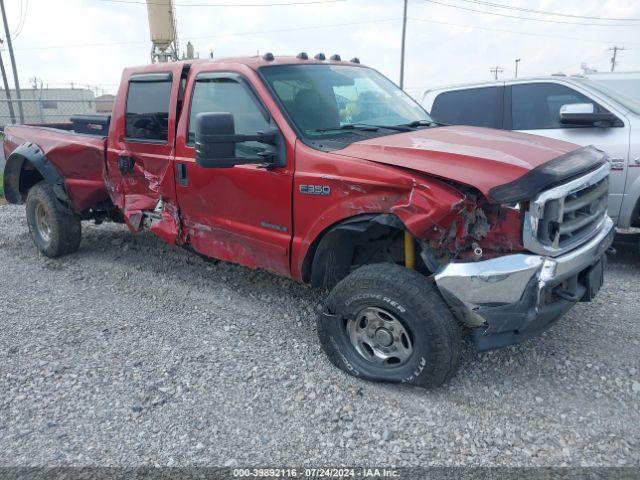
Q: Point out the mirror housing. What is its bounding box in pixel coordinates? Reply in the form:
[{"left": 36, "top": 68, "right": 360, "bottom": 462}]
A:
[
  {"left": 559, "top": 103, "right": 617, "bottom": 127},
  {"left": 194, "top": 112, "right": 282, "bottom": 168}
]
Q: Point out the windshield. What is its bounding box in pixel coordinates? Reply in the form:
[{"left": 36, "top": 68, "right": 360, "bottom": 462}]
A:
[
  {"left": 260, "top": 64, "right": 433, "bottom": 148},
  {"left": 583, "top": 78, "right": 640, "bottom": 115}
]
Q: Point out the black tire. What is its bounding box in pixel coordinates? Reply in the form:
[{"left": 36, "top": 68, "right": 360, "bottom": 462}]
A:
[
  {"left": 25, "top": 183, "right": 81, "bottom": 258},
  {"left": 317, "top": 263, "right": 461, "bottom": 388}
]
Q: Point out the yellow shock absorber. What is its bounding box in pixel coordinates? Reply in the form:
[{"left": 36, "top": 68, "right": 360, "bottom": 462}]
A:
[{"left": 404, "top": 230, "right": 415, "bottom": 269}]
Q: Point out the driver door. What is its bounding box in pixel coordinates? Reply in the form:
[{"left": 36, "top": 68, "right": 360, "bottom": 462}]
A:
[{"left": 174, "top": 69, "right": 294, "bottom": 276}]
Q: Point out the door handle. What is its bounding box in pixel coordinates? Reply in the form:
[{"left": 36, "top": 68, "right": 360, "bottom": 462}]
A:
[
  {"left": 177, "top": 163, "right": 188, "bottom": 186},
  {"left": 118, "top": 155, "right": 135, "bottom": 174}
]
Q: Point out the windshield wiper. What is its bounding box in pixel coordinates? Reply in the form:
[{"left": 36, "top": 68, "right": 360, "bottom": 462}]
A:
[
  {"left": 400, "top": 119, "right": 440, "bottom": 128},
  {"left": 341, "top": 123, "right": 416, "bottom": 132},
  {"left": 313, "top": 122, "right": 434, "bottom": 133},
  {"left": 313, "top": 124, "right": 380, "bottom": 133},
  {"left": 348, "top": 122, "right": 437, "bottom": 132}
]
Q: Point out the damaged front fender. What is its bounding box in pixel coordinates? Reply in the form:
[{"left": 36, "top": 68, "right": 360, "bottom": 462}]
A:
[{"left": 392, "top": 182, "right": 524, "bottom": 268}]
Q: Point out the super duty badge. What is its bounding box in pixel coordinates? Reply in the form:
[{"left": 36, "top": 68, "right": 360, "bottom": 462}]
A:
[{"left": 299, "top": 185, "right": 331, "bottom": 196}]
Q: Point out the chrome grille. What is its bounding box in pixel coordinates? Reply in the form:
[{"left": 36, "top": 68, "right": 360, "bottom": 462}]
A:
[{"left": 523, "top": 162, "right": 610, "bottom": 257}]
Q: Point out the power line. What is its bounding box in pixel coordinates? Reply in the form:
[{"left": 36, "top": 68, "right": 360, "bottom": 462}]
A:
[
  {"left": 12, "top": 0, "right": 28, "bottom": 39},
  {"left": 12, "top": 10, "right": 640, "bottom": 53},
  {"left": 9, "top": 0, "right": 23, "bottom": 37},
  {"left": 423, "top": 0, "right": 640, "bottom": 27},
  {"left": 14, "top": 14, "right": 640, "bottom": 52},
  {"left": 14, "top": 17, "right": 402, "bottom": 51},
  {"left": 410, "top": 17, "right": 640, "bottom": 46},
  {"left": 456, "top": 0, "right": 640, "bottom": 22},
  {"left": 92, "top": 0, "right": 345, "bottom": 6}
]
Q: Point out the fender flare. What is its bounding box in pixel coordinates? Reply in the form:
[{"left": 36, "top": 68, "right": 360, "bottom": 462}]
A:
[{"left": 3, "top": 142, "right": 69, "bottom": 205}]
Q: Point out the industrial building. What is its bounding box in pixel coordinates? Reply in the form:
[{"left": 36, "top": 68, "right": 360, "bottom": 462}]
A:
[{"left": 0, "top": 87, "right": 101, "bottom": 126}]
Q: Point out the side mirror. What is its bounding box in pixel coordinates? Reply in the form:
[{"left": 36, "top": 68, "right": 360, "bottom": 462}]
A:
[
  {"left": 559, "top": 103, "right": 617, "bottom": 127},
  {"left": 194, "top": 112, "right": 281, "bottom": 168}
]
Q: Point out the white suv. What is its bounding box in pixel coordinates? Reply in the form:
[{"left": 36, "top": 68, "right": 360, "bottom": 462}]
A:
[{"left": 422, "top": 75, "right": 640, "bottom": 228}]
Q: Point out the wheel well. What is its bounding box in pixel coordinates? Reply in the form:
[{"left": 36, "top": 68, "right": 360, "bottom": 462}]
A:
[
  {"left": 3, "top": 155, "right": 44, "bottom": 204},
  {"left": 304, "top": 214, "right": 425, "bottom": 289}
]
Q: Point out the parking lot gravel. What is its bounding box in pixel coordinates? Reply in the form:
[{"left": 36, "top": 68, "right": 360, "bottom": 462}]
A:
[{"left": 1, "top": 202, "right": 639, "bottom": 467}]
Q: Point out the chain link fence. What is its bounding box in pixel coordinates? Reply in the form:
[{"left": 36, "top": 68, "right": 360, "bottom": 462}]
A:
[{"left": 0, "top": 91, "right": 114, "bottom": 127}]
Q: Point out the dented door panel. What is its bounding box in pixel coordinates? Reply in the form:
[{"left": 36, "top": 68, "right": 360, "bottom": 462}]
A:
[
  {"left": 173, "top": 63, "right": 296, "bottom": 277},
  {"left": 174, "top": 156, "right": 294, "bottom": 276},
  {"left": 105, "top": 64, "right": 184, "bottom": 241}
]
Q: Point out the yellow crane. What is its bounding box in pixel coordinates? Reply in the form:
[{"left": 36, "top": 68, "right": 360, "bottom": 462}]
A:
[{"left": 145, "top": 0, "right": 179, "bottom": 63}]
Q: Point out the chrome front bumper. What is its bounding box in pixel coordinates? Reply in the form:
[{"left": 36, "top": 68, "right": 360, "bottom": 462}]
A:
[{"left": 434, "top": 216, "right": 615, "bottom": 350}]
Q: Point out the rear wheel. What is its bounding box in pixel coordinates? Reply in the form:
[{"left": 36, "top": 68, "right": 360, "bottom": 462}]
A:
[
  {"left": 26, "top": 183, "right": 81, "bottom": 258},
  {"left": 317, "top": 263, "right": 461, "bottom": 388}
]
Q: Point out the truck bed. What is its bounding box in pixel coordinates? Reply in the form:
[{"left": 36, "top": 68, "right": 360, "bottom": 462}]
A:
[{"left": 3, "top": 123, "right": 110, "bottom": 213}]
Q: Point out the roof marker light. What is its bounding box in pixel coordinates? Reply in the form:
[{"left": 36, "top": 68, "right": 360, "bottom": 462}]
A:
[
  {"left": 330, "top": 54, "right": 341, "bottom": 61},
  {"left": 297, "top": 52, "right": 309, "bottom": 60},
  {"left": 350, "top": 57, "right": 360, "bottom": 64},
  {"left": 262, "top": 52, "right": 275, "bottom": 61},
  {"left": 314, "top": 53, "right": 326, "bottom": 61}
]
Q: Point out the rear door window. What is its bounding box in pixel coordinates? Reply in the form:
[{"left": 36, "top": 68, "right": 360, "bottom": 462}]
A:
[
  {"left": 430, "top": 87, "right": 501, "bottom": 128},
  {"left": 125, "top": 74, "right": 172, "bottom": 142}
]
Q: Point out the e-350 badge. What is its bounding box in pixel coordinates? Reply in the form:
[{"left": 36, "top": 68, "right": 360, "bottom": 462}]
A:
[{"left": 299, "top": 184, "right": 331, "bottom": 196}]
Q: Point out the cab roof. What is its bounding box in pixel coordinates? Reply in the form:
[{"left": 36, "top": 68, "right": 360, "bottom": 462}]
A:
[{"left": 127, "top": 54, "right": 364, "bottom": 73}]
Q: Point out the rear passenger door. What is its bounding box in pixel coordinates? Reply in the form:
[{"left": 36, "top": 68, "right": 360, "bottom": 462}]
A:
[
  {"left": 106, "top": 68, "right": 182, "bottom": 241},
  {"left": 429, "top": 86, "right": 504, "bottom": 128},
  {"left": 506, "top": 82, "right": 630, "bottom": 220}
]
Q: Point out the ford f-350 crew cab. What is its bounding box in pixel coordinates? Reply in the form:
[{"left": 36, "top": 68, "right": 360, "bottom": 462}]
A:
[{"left": 3, "top": 54, "right": 614, "bottom": 387}]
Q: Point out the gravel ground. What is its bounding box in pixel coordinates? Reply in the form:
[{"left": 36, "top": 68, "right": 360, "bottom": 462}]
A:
[{"left": 1, "top": 203, "right": 639, "bottom": 467}]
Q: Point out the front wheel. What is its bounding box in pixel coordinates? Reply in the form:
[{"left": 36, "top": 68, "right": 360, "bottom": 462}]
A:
[
  {"left": 317, "top": 264, "right": 461, "bottom": 388},
  {"left": 26, "top": 183, "right": 82, "bottom": 258}
]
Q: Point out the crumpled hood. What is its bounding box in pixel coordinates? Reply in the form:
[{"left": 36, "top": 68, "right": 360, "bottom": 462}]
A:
[{"left": 332, "top": 125, "right": 580, "bottom": 197}]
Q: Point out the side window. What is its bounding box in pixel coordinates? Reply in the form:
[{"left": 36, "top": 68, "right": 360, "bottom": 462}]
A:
[
  {"left": 511, "top": 83, "right": 607, "bottom": 130},
  {"left": 125, "top": 76, "right": 172, "bottom": 141},
  {"left": 430, "top": 87, "right": 500, "bottom": 128},
  {"left": 188, "top": 76, "right": 271, "bottom": 157}
]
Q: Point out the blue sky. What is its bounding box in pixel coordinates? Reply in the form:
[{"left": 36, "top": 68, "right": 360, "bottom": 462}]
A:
[{"left": 5, "top": 0, "right": 640, "bottom": 98}]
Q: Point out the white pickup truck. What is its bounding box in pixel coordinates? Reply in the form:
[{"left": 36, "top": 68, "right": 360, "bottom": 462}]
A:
[{"left": 422, "top": 74, "right": 640, "bottom": 229}]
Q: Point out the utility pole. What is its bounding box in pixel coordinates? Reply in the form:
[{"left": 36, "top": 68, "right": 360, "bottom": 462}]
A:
[
  {"left": 514, "top": 58, "right": 521, "bottom": 78},
  {"left": 0, "top": 0, "right": 23, "bottom": 123},
  {"left": 608, "top": 46, "right": 626, "bottom": 72},
  {"left": 399, "top": 0, "right": 408, "bottom": 89},
  {"left": 0, "top": 40, "right": 15, "bottom": 124},
  {"left": 490, "top": 65, "right": 503, "bottom": 80}
]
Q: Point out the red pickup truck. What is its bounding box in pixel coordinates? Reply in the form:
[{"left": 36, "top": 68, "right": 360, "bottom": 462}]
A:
[{"left": 3, "top": 54, "right": 614, "bottom": 387}]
